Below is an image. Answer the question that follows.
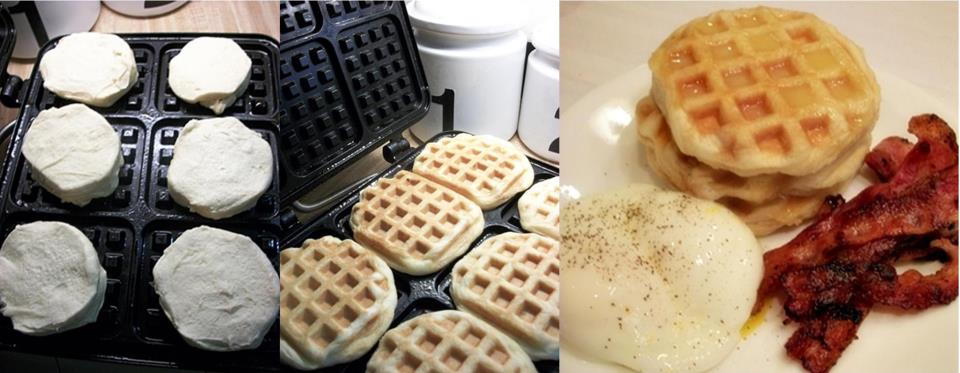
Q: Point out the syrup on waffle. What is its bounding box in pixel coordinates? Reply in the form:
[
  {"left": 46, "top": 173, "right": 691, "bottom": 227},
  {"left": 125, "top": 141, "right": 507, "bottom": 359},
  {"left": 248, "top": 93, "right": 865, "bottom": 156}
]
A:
[
  {"left": 649, "top": 6, "right": 879, "bottom": 177},
  {"left": 636, "top": 96, "right": 868, "bottom": 204}
]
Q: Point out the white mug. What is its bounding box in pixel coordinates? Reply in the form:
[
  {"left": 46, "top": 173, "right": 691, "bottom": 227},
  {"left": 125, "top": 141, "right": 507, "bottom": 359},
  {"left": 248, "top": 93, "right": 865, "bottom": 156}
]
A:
[
  {"left": 408, "top": 0, "right": 527, "bottom": 141},
  {"left": 518, "top": 20, "right": 559, "bottom": 162},
  {"left": 1, "top": 1, "right": 100, "bottom": 59},
  {"left": 103, "top": 1, "right": 188, "bottom": 18}
]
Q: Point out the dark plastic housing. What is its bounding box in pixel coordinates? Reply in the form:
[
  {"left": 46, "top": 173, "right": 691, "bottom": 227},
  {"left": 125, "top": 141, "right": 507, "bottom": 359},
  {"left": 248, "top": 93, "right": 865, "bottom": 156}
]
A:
[
  {"left": 278, "top": 0, "right": 430, "bottom": 205},
  {"left": 282, "top": 131, "right": 560, "bottom": 373},
  {"left": 0, "top": 34, "right": 282, "bottom": 371},
  {"left": 0, "top": 5, "right": 19, "bottom": 107}
]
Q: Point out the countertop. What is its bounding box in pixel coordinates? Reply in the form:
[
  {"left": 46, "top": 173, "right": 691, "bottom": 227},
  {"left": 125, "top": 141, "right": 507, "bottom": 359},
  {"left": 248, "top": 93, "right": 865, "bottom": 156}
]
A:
[{"left": 560, "top": 1, "right": 958, "bottom": 120}]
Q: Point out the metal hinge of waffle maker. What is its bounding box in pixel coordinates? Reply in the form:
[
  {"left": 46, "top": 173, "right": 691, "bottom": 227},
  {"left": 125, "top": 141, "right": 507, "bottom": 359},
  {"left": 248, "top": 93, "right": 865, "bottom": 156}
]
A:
[
  {"left": 0, "top": 72, "right": 24, "bottom": 143},
  {"left": 278, "top": 135, "right": 416, "bottom": 236},
  {"left": 0, "top": 72, "right": 23, "bottom": 108},
  {"left": 382, "top": 135, "right": 415, "bottom": 163},
  {"left": 0, "top": 5, "right": 22, "bottom": 110},
  {"left": 0, "top": 4, "right": 25, "bottom": 144}
]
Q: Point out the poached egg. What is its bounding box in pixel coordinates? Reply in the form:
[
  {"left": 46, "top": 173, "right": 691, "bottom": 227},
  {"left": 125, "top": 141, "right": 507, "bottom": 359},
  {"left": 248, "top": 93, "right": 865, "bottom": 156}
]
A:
[{"left": 561, "top": 184, "right": 762, "bottom": 373}]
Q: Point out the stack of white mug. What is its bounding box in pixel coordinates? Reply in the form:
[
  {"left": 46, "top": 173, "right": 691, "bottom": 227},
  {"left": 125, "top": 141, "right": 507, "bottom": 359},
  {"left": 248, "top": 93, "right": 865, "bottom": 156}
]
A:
[{"left": 408, "top": 0, "right": 559, "bottom": 163}]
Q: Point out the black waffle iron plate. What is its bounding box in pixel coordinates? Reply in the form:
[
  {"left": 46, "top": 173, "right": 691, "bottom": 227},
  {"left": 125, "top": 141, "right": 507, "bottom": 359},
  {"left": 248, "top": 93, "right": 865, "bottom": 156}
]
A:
[
  {"left": 0, "top": 33, "right": 282, "bottom": 371},
  {"left": 278, "top": 0, "right": 430, "bottom": 205}
]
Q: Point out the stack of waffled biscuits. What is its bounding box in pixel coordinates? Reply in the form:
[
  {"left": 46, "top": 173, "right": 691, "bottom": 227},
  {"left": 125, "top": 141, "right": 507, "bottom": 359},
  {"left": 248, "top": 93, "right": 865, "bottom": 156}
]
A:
[{"left": 639, "top": 6, "right": 879, "bottom": 235}]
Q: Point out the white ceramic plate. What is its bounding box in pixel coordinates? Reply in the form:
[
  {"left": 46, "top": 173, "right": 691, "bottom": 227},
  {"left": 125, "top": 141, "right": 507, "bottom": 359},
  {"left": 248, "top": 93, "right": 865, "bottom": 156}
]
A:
[{"left": 560, "top": 65, "right": 959, "bottom": 373}]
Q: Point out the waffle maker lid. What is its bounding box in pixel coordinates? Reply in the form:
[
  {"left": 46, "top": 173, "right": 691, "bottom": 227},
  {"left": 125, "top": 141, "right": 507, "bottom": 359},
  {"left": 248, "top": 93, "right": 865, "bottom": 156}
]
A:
[{"left": 277, "top": 0, "right": 430, "bottom": 206}]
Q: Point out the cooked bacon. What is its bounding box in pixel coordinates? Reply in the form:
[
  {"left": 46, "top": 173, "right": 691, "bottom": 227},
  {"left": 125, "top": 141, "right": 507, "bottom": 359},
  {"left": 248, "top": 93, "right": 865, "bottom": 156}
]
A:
[
  {"left": 784, "top": 299, "right": 870, "bottom": 373},
  {"left": 756, "top": 114, "right": 959, "bottom": 373},
  {"left": 865, "top": 136, "right": 912, "bottom": 181},
  {"left": 868, "top": 239, "right": 958, "bottom": 310},
  {"left": 780, "top": 237, "right": 956, "bottom": 373},
  {"left": 783, "top": 267, "right": 872, "bottom": 373},
  {"left": 756, "top": 114, "right": 959, "bottom": 307},
  {"left": 814, "top": 195, "right": 846, "bottom": 220},
  {"left": 781, "top": 261, "right": 883, "bottom": 320}
]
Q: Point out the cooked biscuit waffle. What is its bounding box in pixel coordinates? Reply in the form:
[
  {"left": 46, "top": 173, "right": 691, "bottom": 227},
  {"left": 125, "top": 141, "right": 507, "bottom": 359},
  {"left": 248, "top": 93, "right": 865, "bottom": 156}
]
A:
[
  {"left": 649, "top": 6, "right": 879, "bottom": 177},
  {"left": 636, "top": 96, "right": 868, "bottom": 204},
  {"left": 279, "top": 236, "right": 397, "bottom": 370},
  {"left": 451, "top": 233, "right": 560, "bottom": 360},
  {"left": 517, "top": 178, "right": 560, "bottom": 240},
  {"left": 366, "top": 310, "right": 536, "bottom": 373},
  {"left": 350, "top": 170, "right": 484, "bottom": 275},
  {"left": 413, "top": 134, "right": 534, "bottom": 210},
  {"left": 718, "top": 184, "right": 845, "bottom": 236}
]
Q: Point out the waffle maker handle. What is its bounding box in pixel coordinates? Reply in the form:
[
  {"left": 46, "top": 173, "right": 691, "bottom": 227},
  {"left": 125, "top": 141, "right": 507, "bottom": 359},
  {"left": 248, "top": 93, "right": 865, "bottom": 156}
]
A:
[{"left": 0, "top": 73, "right": 22, "bottom": 107}]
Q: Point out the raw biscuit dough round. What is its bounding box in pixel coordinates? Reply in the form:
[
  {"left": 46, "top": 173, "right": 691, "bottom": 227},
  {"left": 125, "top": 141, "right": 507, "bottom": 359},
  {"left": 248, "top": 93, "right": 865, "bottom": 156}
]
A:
[
  {"left": 0, "top": 221, "right": 107, "bottom": 336},
  {"left": 167, "top": 117, "right": 273, "bottom": 220},
  {"left": 39, "top": 32, "right": 139, "bottom": 107},
  {"left": 152, "top": 226, "right": 279, "bottom": 351},
  {"left": 168, "top": 37, "right": 252, "bottom": 114},
  {"left": 22, "top": 104, "right": 122, "bottom": 206}
]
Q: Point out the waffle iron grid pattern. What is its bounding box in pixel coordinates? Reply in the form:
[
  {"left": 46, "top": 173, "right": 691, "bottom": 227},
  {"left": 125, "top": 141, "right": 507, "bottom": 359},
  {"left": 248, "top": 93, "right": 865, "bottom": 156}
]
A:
[
  {"left": 279, "top": 0, "right": 429, "bottom": 204},
  {"left": 280, "top": 237, "right": 395, "bottom": 367},
  {"left": 0, "top": 34, "right": 282, "bottom": 371},
  {"left": 452, "top": 233, "right": 561, "bottom": 358},
  {"left": 413, "top": 135, "right": 533, "bottom": 209},
  {"left": 352, "top": 171, "right": 482, "bottom": 275},
  {"left": 281, "top": 132, "right": 559, "bottom": 373},
  {"left": 368, "top": 311, "right": 533, "bottom": 373}
]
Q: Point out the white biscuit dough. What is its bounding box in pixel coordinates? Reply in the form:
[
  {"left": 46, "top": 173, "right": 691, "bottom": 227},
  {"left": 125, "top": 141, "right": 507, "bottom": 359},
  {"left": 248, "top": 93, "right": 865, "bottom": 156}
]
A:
[
  {"left": 168, "top": 37, "right": 252, "bottom": 114},
  {"left": 22, "top": 104, "right": 123, "bottom": 206},
  {"left": 0, "top": 221, "right": 107, "bottom": 336},
  {"left": 39, "top": 32, "right": 139, "bottom": 107},
  {"left": 152, "top": 226, "right": 279, "bottom": 351},
  {"left": 166, "top": 117, "right": 273, "bottom": 220}
]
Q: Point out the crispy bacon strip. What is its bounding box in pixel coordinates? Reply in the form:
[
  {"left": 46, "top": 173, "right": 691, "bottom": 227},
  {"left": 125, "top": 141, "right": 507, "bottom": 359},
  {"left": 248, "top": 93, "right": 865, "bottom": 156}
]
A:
[
  {"left": 868, "top": 239, "right": 959, "bottom": 309},
  {"left": 757, "top": 114, "right": 958, "bottom": 373},
  {"left": 786, "top": 313, "right": 867, "bottom": 373},
  {"left": 781, "top": 260, "right": 877, "bottom": 373},
  {"left": 756, "top": 115, "right": 959, "bottom": 306},
  {"left": 865, "top": 136, "right": 913, "bottom": 181},
  {"left": 779, "top": 237, "right": 957, "bottom": 372},
  {"left": 783, "top": 262, "right": 873, "bottom": 373}
]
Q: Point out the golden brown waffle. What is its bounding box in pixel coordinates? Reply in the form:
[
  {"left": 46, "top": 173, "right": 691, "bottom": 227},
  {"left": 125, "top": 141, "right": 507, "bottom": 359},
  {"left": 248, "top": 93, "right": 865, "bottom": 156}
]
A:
[
  {"left": 413, "top": 134, "right": 534, "bottom": 210},
  {"left": 517, "top": 178, "right": 560, "bottom": 240},
  {"left": 451, "top": 233, "right": 560, "bottom": 360},
  {"left": 350, "top": 170, "right": 484, "bottom": 276},
  {"left": 645, "top": 151, "right": 842, "bottom": 236},
  {"left": 279, "top": 237, "right": 397, "bottom": 370},
  {"left": 366, "top": 310, "right": 536, "bottom": 373},
  {"left": 719, "top": 184, "right": 844, "bottom": 236},
  {"left": 649, "top": 6, "right": 879, "bottom": 177},
  {"left": 635, "top": 96, "right": 868, "bottom": 204}
]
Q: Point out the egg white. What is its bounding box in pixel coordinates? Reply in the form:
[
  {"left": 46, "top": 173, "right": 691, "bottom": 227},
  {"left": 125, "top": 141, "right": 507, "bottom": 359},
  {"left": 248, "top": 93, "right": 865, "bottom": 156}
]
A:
[{"left": 560, "top": 184, "right": 763, "bottom": 373}]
